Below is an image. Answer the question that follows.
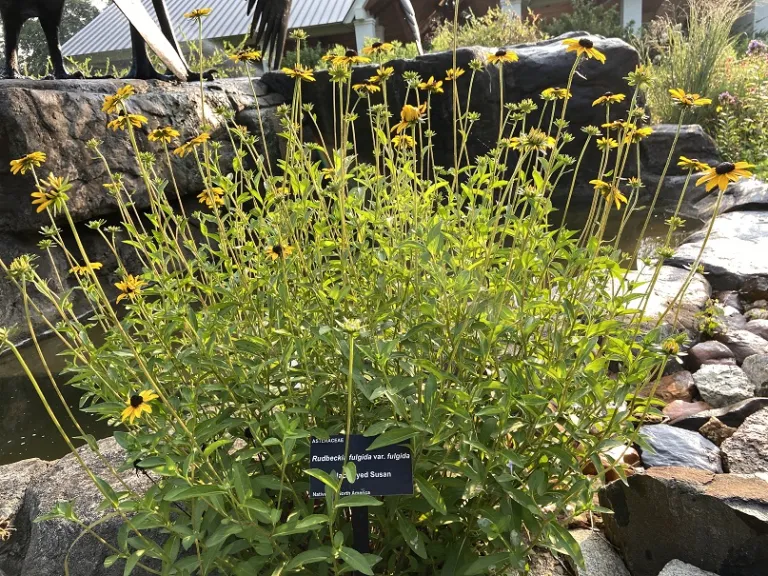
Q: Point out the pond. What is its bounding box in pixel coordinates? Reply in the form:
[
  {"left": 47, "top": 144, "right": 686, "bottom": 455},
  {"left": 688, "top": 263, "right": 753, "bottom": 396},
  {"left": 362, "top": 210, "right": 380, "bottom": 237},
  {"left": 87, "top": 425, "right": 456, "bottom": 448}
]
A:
[{"left": 0, "top": 205, "right": 698, "bottom": 467}]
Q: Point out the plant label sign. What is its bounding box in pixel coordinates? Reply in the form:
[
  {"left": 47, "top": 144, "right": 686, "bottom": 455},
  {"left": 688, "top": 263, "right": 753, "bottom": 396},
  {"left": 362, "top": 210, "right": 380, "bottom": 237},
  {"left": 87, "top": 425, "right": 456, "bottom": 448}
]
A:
[{"left": 309, "top": 434, "right": 414, "bottom": 498}]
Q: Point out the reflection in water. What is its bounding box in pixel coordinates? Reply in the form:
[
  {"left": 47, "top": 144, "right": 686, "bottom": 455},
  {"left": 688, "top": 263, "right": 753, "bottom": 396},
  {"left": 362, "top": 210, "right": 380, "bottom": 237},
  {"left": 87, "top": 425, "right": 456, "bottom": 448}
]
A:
[
  {"left": 0, "top": 204, "right": 693, "bottom": 466},
  {"left": 0, "top": 334, "right": 113, "bottom": 466}
]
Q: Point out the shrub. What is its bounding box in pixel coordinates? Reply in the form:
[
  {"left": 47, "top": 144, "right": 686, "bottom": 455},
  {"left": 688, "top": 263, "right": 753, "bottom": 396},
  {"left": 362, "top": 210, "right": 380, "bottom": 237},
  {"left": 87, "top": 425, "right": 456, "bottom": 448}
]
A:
[
  {"left": 540, "top": 0, "right": 635, "bottom": 41},
  {"left": 1, "top": 29, "right": 737, "bottom": 576},
  {"left": 430, "top": 7, "right": 546, "bottom": 51}
]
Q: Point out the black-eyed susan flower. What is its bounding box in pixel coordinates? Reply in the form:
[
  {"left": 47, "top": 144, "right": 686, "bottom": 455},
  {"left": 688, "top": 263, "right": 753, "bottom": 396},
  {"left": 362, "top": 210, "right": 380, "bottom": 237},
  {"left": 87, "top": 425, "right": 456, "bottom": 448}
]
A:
[
  {"left": 392, "top": 134, "right": 416, "bottom": 149},
  {"left": 352, "top": 83, "right": 381, "bottom": 95},
  {"left": 183, "top": 7, "right": 212, "bottom": 19},
  {"left": 30, "top": 174, "right": 71, "bottom": 214},
  {"left": 445, "top": 67, "right": 465, "bottom": 81},
  {"left": 695, "top": 161, "right": 753, "bottom": 192},
  {"left": 197, "top": 187, "right": 224, "bottom": 209},
  {"left": 541, "top": 87, "right": 571, "bottom": 100},
  {"left": 369, "top": 66, "right": 395, "bottom": 84},
  {"left": 519, "top": 128, "right": 555, "bottom": 152},
  {"left": 624, "top": 126, "right": 653, "bottom": 143},
  {"left": 281, "top": 64, "right": 316, "bottom": 82},
  {"left": 69, "top": 262, "right": 103, "bottom": 276},
  {"left": 173, "top": 132, "right": 210, "bottom": 157},
  {"left": 391, "top": 103, "right": 427, "bottom": 134},
  {"left": 593, "top": 92, "right": 626, "bottom": 106},
  {"left": 102, "top": 85, "right": 135, "bottom": 114},
  {"left": 590, "top": 179, "right": 627, "bottom": 210},
  {"left": 362, "top": 41, "right": 394, "bottom": 56},
  {"left": 418, "top": 76, "right": 444, "bottom": 94},
  {"left": 669, "top": 88, "right": 712, "bottom": 108},
  {"left": 148, "top": 126, "right": 180, "bottom": 143},
  {"left": 334, "top": 49, "right": 371, "bottom": 66},
  {"left": 487, "top": 49, "right": 518, "bottom": 65},
  {"left": 601, "top": 120, "right": 624, "bottom": 131},
  {"left": 678, "top": 156, "right": 710, "bottom": 172},
  {"left": 229, "top": 49, "right": 262, "bottom": 63},
  {"left": 10, "top": 151, "right": 46, "bottom": 175},
  {"left": 115, "top": 274, "right": 146, "bottom": 303},
  {"left": 563, "top": 37, "right": 606, "bottom": 63},
  {"left": 107, "top": 113, "right": 148, "bottom": 132},
  {"left": 121, "top": 390, "right": 159, "bottom": 424},
  {"left": 267, "top": 243, "right": 294, "bottom": 260},
  {"left": 596, "top": 137, "right": 619, "bottom": 150}
]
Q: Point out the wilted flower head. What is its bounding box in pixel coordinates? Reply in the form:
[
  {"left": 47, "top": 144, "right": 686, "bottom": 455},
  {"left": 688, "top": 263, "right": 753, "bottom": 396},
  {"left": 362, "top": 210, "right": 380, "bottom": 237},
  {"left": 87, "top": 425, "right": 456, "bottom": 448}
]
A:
[
  {"left": 10, "top": 151, "right": 46, "bottom": 175},
  {"left": 746, "top": 39, "right": 768, "bottom": 57}
]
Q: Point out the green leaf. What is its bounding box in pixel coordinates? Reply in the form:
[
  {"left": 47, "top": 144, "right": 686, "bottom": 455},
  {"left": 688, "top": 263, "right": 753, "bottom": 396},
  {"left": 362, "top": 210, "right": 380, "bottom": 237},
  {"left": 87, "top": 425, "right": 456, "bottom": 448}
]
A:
[
  {"left": 335, "top": 495, "right": 382, "bottom": 508},
  {"left": 338, "top": 546, "right": 374, "bottom": 575},
  {"left": 415, "top": 476, "right": 447, "bottom": 515},
  {"left": 366, "top": 427, "right": 419, "bottom": 451},
  {"left": 462, "top": 553, "right": 510, "bottom": 575},
  {"left": 305, "top": 469, "right": 339, "bottom": 493},
  {"left": 123, "top": 550, "right": 144, "bottom": 576},
  {"left": 205, "top": 523, "right": 243, "bottom": 547},
  {"left": 285, "top": 547, "right": 333, "bottom": 570},
  {"left": 163, "top": 485, "right": 227, "bottom": 502},
  {"left": 397, "top": 514, "right": 427, "bottom": 559},
  {"left": 343, "top": 461, "right": 357, "bottom": 484}
]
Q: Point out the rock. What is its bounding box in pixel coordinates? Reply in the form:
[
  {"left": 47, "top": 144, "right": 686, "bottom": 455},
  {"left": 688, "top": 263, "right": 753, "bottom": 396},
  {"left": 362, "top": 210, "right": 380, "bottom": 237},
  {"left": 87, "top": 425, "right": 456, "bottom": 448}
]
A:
[
  {"left": 690, "top": 178, "right": 768, "bottom": 220},
  {"left": 640, "top": 124, "right": 720, "bottom": 177},
  {"left": 745, "top": 319, "right": 768, "bottom": 340},
  {"left": 698, "top": 417, "right": 737, "bottom": 446},
  {"left": 638, "top": 424, "right": 722, "bottom": 473},
  {"left": 663, "top": 400, "right": 711, "bottom": 421},
  {"left": 743, "top": 354, "right": 768, "bottom": 396},
  {"left": 628, "top": 265, "right": 711, "bottom": 337},
  {"left": 740, "top": 276, "right": 768, "bottom": 303},
  {"left": 263, "top": 33, "right": 638, "bottom": 204},
  {"left": 529, "top": 549, "right": 569, "bottom": 576},
  {"left": 693, "top": 364, "right": 755, "bottom": 407},
  {"left": 657, "top": 560, "right": 720, "bottom": 576},
  {"left": 668, "top": 397, "right": 768, "bottom": 431},
  {"left": 714, "top": 329, "right": 768, "bottom": 364},
  {"left": 640, "top": 371, "right": 695, "bottom": 402},
  {"left": 600, "top": 466, "right": 768, "bottom": 576},
  {"left": 669, "top": 212, "right": 768, "bottom": 291},
  {"left": 745, "top": 299, "right": 768, "bottom": 312},
  {"left": 721, "top": 408, "right": 768, "bottom": 474},
  {"left": 745, "top": 309, "right": 768, "bottom": 321},
  {"left": 714, "top": 290, "right": 743, "bottom": 312},
  {"left": 723, "top": 310, "right": 748, "bottom": 331},
  {"left": 568, "top": 530, "right": 631, "bottom": 576},
  {"left": 687, "top": 341, "right": 735, "bottom": 370},
  {"left": 0, "top": 437, "right": 151, "bottom": 576}
]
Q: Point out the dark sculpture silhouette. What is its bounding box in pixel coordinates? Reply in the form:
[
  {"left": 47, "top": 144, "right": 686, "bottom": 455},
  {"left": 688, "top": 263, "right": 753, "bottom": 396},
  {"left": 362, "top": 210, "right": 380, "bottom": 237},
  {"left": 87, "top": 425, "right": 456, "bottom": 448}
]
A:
[
  {"left": 1, "top": 0, "right": 424, "bottom": 81},
  {"left": 0, "top": 0, "right": 82, "bottom": 79}
]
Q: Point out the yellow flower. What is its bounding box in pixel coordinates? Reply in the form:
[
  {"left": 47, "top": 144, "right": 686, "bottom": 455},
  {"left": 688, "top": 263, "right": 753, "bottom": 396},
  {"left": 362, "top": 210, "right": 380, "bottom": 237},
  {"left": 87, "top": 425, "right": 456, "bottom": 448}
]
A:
[
  {"left": 590, "top": 179, "right": 627, "bottom": 210},
  {"left": 102, "top": 85, "right": 135, "bottom": 114},
  {"left": 392, "top": 134, "right": 416, "bottom": 149},
  {"left": 267, "top": 244, "right": 294, "bottom": 260},
  {"left": 695, "top": 161, "right": 753, "bottom": 192},
  {"left": 601, "top": 120, "right": 624, "bottom": 131},
  {"left": 69, "top": 262, "right": 103, "bottom": 276},
  {"left": 30, "top": 174, "right": 71, "bottom": 214},
  {"left": 107, "top": 113, "right": 148, "bottom": 132},
  {"left": 678, "top": 156, "right": 710, "bottom": 173},
  {"left": 445, "top": 67, "right": 465, "bottom": 81},
  {"left": 148, "top": 126, "right": 180, "bottom": 143},
  {"left": 183, "top": 7, "right": 212, "bottom": 19},
  {"left": 369, "top": 66, "right": 395, "bottom": 84},
  {"left": 333, "top": 49, "right": 371, "bottom": 66},
  {"left": 563, "top": 37, "right": 606, "bottom": 64},
  {"left": 519, "top": 128, "right": 555, "bottom": 152},
  {"left": 624, "top": 126, "right": 653, "bottom": 143},
  {"left": 352, "top": 83, "right": 381, "bottom": 94},
  {"left": 281, "top": 64, "right": 316, "bottom": 82},
  {"left": 391, "top": 103, "right": 427, "bottom": 134},
  {"left": 596, "top": 137, "right": 619, "bottom": 150},
  {"left": 418, "top": 76, "right": 444, "bottom": 94},
  {"left": 197, "top": 187, "right": 225, "bottom": 209},
  {"left": 121, "top": 390, "right": 159, "bottom": 424},
  {"left": 10, "top": 151, "right": 46, "bottom": 175},
  {"left": 593, "top": 92, "right": 626, "bottom": 106},
  {"left": 115, "top": 274, "right": 146, "bottom": 303},
  {"left": 229, "top": 49, "right": 262, "bottom": 63},
  {"left": 669, "top": 88, "right": 712, "bottom": 108},
  {"left": 362, "top": 41, "right": 394, "bottom": 56},
  {"left": 487, "top": 49, "right": 518, "bottom": 65},
  {"left": 541, "top": 87, "right": 571, "bottom": 100},
  {"left": 173, "top": 132, "right": 210, "bottom": 157}
]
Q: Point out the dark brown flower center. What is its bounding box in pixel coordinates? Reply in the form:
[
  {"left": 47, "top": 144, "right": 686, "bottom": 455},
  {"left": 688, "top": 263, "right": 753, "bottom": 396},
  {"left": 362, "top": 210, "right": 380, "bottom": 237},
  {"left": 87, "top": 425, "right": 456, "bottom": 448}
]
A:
[
  {"left": 130, "top": 394, "right": 144, "bottom": 408},
  {"left": 603, "top": 91, "right": 613, "bottom": 97},
  {"left": 715, "top": 162, "right": 735, "bottom": 175},
  {"left": 372, "top": 42, "right": 382, "bottom": 49},
  {"left": 579, "top": 38, "right": 594, "bottom": 48},
  {"left": 495, "top": 49, "right": 507, "bottom": 57},
  {"left": 345, "top": 49, "right": 358, "bottom": 57},
  {"left": 272, "top": 244, "right": 284, "bottom": 257}
]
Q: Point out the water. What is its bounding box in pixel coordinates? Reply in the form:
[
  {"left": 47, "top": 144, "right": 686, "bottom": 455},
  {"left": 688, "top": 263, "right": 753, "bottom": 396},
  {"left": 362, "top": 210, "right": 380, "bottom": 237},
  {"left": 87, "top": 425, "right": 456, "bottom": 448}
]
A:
[{"left": 0, "top": 204, "right": 693, "bottom": 467}]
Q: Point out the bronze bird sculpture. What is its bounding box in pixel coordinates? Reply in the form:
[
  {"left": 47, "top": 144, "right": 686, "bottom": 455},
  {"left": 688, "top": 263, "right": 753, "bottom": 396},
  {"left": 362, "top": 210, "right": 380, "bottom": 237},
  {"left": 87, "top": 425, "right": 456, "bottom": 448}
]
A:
[{"left": 245, "top": 0, "right": 424, "bottom": 69}]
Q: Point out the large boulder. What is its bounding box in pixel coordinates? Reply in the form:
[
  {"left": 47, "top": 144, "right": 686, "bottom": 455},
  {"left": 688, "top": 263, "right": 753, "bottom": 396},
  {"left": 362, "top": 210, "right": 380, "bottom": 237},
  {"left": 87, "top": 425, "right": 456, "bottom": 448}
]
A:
[
  {"left": 568, "top": 530, "right": 630, "bottom": 576},
  {"left": 721, "top": 408, "right": 768, "bottom": 474},
  {"left": 713, "top": 329, "right": 768, "bottom": 365},
  {"left": 668, "top": 397, "right": 768, "bottom": 431},
  {"left": 599, "top": 466, "right": 768, "bottom": 576},
  {"left": 637, "top": 424, "right": 722, "bottom": 473},
  {"left": 0, "top": 437, "right": 150, "bottom": 576},
  {"left": 686, "top": 178, "right": 768, "bottom": 221},
  {"left": 668, "top": 211, "right": 768, "bottom": 291},
  {"left": 639, "top": 125, "right": 720, "bottom": 178},
  {"left": 262, "top": 33, "right": 639, "bottom": 204},
  {"left": 692, "top": 364, "right": 755, "bottom": 408}
]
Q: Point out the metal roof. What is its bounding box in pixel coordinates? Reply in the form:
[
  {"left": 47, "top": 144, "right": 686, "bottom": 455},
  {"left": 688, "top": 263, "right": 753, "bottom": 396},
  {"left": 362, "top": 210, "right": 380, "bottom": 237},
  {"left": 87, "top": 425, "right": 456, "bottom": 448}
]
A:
[{"left": 63, "top": 0, "right": 357, "bottom": 57}]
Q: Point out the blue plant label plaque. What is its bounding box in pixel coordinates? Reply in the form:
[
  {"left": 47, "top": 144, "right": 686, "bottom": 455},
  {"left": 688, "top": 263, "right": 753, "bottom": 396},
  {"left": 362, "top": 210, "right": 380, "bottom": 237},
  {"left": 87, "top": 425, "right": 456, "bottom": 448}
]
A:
[{"left": 309, "top": 434, "right": 414, "bottom": 498}]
